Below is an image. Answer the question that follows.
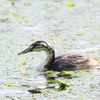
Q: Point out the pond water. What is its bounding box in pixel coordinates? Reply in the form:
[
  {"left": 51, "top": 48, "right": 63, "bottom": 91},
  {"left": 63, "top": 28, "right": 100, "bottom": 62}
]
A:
[{"left": 0, "top": 0, "right": 100, "bottom": 99}]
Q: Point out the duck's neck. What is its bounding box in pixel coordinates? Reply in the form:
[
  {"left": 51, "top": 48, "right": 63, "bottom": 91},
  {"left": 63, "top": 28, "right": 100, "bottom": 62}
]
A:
[{"left": 36, "top": 46, "right": 55, "bottom": 71}]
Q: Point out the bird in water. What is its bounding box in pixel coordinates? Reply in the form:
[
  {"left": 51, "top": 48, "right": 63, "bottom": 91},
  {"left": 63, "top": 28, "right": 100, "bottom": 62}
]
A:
[{"left": 18, "top": 41, "right": 100, "bottom": 71}]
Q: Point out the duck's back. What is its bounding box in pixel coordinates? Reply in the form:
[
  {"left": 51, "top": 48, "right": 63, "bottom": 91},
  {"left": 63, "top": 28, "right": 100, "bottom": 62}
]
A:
[{"left": 48, "top": 54, "right": 99, "bottom": 71}]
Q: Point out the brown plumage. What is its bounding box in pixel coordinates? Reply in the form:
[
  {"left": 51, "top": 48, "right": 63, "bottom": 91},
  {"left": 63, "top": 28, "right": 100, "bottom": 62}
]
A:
[
  {"left": 48, "top": 54, "right": 99, "bottom": 71},
  {"left": 18, "top": 41, "right": 99, "bottom": 71}
]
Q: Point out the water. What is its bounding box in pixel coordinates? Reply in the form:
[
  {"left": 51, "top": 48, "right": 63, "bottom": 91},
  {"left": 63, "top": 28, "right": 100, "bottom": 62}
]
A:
[{"left": 0, "top": 0, "right": 100, "bottom": 99}]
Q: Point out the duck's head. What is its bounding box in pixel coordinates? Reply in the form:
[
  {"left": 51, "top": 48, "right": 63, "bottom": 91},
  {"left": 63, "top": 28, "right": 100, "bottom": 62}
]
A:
[{"left": 18, "top": 41, "right": 53, "bottom": 55}]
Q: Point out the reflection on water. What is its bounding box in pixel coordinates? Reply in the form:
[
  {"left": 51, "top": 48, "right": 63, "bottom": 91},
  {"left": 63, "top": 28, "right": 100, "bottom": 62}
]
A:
[{"left": 0, "top": 68, "right": 99, "bottom": 95}]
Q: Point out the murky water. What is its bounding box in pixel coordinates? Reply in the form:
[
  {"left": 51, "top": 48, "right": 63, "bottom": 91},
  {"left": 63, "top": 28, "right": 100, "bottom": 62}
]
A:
[{"left": 0, "top": 0, "right": 100, "bottom": 100}]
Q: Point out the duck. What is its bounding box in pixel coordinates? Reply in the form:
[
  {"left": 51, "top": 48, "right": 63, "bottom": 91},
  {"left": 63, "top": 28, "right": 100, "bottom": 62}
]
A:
[{"left": 18, "top": 41, "right": 100, "bottom": 71}]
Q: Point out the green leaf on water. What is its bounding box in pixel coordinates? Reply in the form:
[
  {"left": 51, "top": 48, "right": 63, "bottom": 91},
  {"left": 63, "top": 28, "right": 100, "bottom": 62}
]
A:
[
  {"left": 12, "top": 1, "right": 15, "bottom": 6},
  {"left": 12, "top": 13, "right": 18, "bottom": 17},
  {"left": 26, "top": 56, "right": 29, "bottom": 60},
  {"left": 49, "top": 80, "right": 70, "bottom": 91},
  {"left": 21, "top": 62, "right": 27, "bottom": 65},
  {"left": 46, "top": 71, "right": 60, "bottom": 77},
  {"left": 23, "top": 3, "right": 31, "bottom": 6},
  {"left": 90, "top": 84, "right": 95, "bottom": 88},
  {"left": 30, "top": 39, "right": 35, "bottom": 41},
  {"left": 67, "top": 3, "right": 74, "bottom": 7},
  {"left": 19, "top": 16, "right": 25, "bottom": 19},
  {"left": 60, "top": 71, "right": 73, "bottom": 77},
  {"left": 44, "top": 93, "right": 49, "bottom": 97},
  {"left": 76, "top": 33, "right": 84, "bottom": 36},
  {"left": 8, "top": 84, "right": 14, "bottom": 87}
]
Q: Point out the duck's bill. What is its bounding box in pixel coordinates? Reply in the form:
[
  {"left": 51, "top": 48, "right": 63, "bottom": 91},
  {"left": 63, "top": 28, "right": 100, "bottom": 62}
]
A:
[{"left": 18, "top": 48, "right": 30, "bottom": 55}]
